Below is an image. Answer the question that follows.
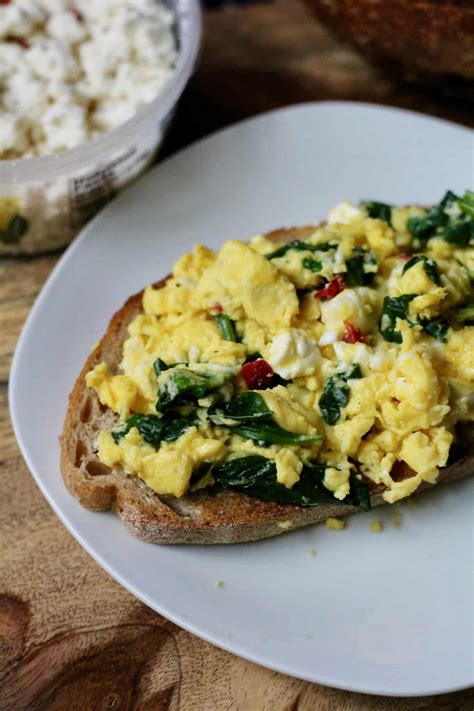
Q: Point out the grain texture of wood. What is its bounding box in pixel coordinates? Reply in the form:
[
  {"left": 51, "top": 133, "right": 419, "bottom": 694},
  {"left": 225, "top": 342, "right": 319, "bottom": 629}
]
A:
[
  {"left": 1, "top": 2, "right": 474, "bottom": 708},
  {"left": 0, "top": 255, "right": 59, "bottom": 383}
]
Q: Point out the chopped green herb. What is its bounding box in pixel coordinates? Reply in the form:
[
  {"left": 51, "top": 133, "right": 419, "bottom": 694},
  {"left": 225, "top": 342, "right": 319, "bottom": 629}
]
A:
[
  {"left": 360, "top": 200, "right": 392, "bottom": 224},
  {"left": 213, "top": 455, "right": 371, "bottom": 510},
  {"left": 402, "top": 255, "right": 441, "bottom": 285},
  {"left": 380, "top": 295, "right": 416, "bottom": 343},
  {"left": 215, "top": 313, "right": 237, "bottom": 341}
]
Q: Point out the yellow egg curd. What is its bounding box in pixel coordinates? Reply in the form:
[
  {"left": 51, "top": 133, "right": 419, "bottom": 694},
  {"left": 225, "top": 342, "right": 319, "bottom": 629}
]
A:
[{"left": 86, "top": 192, "right": 474, "bottom": 506}]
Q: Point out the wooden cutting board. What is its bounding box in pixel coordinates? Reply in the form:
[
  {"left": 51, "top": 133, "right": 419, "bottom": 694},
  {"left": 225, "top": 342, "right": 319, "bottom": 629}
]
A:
[{"left": 1, "top": 3, "right": 473, "bottom": 708}]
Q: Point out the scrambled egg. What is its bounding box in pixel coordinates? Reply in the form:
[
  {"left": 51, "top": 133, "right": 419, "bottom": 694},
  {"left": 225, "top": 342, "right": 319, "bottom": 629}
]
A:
[{"left": 86, "top": 194, "right": 473, "bottom": 505}]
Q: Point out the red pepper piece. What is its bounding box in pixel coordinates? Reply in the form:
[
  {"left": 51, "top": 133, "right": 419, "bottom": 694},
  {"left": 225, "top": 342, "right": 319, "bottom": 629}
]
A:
[
  {"left": 342, "top": 320, "right": 365, "bottom": 344},
  {"left": 240, "top": 359, "right": 274, "bottom": 390},
  {"left": 315, "top": 274, "right": 346, "bottom": 300},
  {"left": 213, "top": 302, "right": 223, "bottom": 313},
  {"left": 399, "top": 253, "right": 411, "bottom": 261}
]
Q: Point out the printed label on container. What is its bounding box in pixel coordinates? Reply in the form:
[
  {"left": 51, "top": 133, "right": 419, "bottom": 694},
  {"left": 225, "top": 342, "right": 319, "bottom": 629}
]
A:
[{"left": 68, "top": 146, "right": 155, "bottom": 228}]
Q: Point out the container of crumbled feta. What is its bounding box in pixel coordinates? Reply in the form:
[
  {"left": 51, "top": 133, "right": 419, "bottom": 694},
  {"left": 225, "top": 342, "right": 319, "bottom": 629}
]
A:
[{"left": 0, "top": 0, "right": 201, "bottom": 255}]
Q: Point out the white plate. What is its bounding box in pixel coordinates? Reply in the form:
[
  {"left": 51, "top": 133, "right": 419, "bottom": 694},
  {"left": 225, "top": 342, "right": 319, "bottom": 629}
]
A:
[{"left": 10, "top": 102, "right": 474, "bottom": 697}]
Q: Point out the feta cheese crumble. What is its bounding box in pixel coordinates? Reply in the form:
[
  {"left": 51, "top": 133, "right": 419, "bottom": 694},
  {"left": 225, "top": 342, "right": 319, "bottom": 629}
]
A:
[
  {"left": 265, "top": 328, "right": 321, "bottom": 380},
  {"left": 0, "top": 0, "right": 178, "bottom": 158},
  {"left": 328, "top": 200, "right": 364, "bottom": 225}
]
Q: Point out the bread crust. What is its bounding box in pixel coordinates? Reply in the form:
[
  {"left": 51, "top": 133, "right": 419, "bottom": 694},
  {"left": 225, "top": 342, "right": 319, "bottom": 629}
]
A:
[{"left": 60, "top": 227, "right": 473, "bottom": 544}]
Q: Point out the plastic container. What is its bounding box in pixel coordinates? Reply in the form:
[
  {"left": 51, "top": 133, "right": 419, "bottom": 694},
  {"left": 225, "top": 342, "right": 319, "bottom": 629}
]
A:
[{"left": 0, "top": 0, "right": 202, "bottom": 256}]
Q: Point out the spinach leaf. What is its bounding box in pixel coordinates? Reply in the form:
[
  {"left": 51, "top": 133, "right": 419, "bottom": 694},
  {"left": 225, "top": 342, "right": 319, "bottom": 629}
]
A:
[
  {"left": 112, "top": 412, "right": 194, "bottom": 448},
  {"left": 213, "top": 455, "right": 371, "bottom": 510},
  {"left": 0, "top": 214, "right": 29, "bottom": 244},
  {"left": 440, "top": 190, "right": 459, "bottom": 208},
  {"left": 318, "top": 378, "right": 349, "bottom": 425},
  {"left": 153, "top": 358, "right": 170, "bottom": 377},
  {"left": 442, "top": 220, "right": 472, "bottom": 246},
  {"left": 406, "top": 190, "right": 474, "bottom": 248},
  {"left": 266, "top": 240, "right": 335, "bottom": 260},
  {"left": 189, "top": 461, "right": 214, "bottom": 487},
  {"left": 215, "top": 313, "right": 237, "bottom": 342},
  {"left": 318, "top": 364, "right": 362, "bottom": 425},
  {"left": 345, "top": 257, "right": 365, "bottom": 287},
  {"left": 420, "top": 318, "right": 449, "bottom": 342},
  {"left": 112, "top": 414, "right": 164, "bottom": 446},
  {"left": 360, "top": 200, "right": 392, "bottom": 224},
  {"left": 161, "top": 414, "right": 196, "bottom": 442},
  {"left": 302, "top": 257, "right": 322, "bottom": 272},
  {"left": 345, "top": 363, "right": 363, "bottom": 380},
  {"left": 348, "top": 474, "right": 372, "bottom": 512},
  {"left": 157, "top": 370, "right": 210, "bottom": 410},
  {"left": 458, "top": 190, "right": 474, "bottom": 218},
  {"left": 380, "top": 294, "right": 416, "bottom": 343},
  {"left": 156, "top": 366, "right": 235, "bottom": 411},
  {"left": 223, "top": 391, "right": 273, "bottom": 420},
  {"left": 380, "top": 293, "right": 450, "bottom": 342},
  {"left": 407, "top": 195, "right": 452, "bottom": 247},
  {"left": 402, "top": 255, "right": 441, "bottom": 285},
  {"left": 344, "top": 247, "right": 378, "bottom": 286},
  {"left": 214, "top": 455, "right": 276, "bottom": 488},
  {"left": 211, "top": 392, "right": 315, "bottom": 440},
  {"left": 230, "top": 422, "right": 321, "bottom": 445},
  {"left": 245, "top": 352, "right": 262, "bottom": 361}
]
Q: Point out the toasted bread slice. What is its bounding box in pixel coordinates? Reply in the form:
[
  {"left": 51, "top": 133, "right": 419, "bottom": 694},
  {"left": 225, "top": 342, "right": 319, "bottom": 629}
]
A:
[{"left": 61, "top": 227, "right": 473, "bottom": 544}]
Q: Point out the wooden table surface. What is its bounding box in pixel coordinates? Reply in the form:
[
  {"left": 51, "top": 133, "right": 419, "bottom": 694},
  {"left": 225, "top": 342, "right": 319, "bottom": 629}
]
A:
[{"left": 1, "top": 3, "right": 473, "bottom": 709}]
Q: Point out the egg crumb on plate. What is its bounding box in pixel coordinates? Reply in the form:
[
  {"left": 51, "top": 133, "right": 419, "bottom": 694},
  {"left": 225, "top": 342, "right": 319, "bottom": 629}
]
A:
[
  {"left": 370, "top": 520, "right": 383, "bottom": 533},
  {"left": 213, "top": 581, "right": 224, "bottom": 589},
  {"left": 326, "top": 517, "right": 346, "bottom": 530},
  {"left": 85, "top": 190, "right": 474, "bottom": 519},
  {"left": 391, "top": 509, "right": 403, "bottom": 528}
]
